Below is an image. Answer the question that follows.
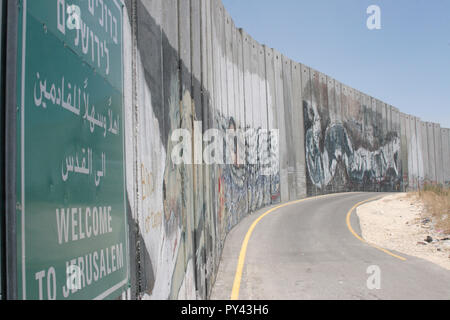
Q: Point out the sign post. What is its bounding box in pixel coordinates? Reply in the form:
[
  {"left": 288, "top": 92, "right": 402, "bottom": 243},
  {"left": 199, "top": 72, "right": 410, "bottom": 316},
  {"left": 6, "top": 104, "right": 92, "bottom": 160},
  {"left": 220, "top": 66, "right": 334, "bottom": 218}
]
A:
[
  {"left": 17, "top": 0, "right": 128, "bottom": 300},
  {"left": 0, "top": 0, "right": 4, "bottom": 300}
]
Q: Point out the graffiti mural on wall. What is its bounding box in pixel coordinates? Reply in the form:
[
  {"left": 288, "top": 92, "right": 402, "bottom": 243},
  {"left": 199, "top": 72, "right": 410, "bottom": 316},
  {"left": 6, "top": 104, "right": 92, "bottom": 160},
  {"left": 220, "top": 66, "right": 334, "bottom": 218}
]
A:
[
  {"left": 130, "top": 0, "right": 281, "bottom": 299},
  {"left": 303, "top": 79, "right": 402, "bottom": 195},
  {"left": 214, "top": 113, "right": 279, "bottom": 234},
  {"left": 127, "top": 1, "right": 197, "bottom": 300}
]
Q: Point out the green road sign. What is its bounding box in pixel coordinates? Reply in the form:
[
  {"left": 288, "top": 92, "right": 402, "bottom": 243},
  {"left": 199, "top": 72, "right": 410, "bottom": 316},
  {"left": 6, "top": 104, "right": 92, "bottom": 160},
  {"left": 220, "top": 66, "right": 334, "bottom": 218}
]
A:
[{"left": 16, "top": 0, "right": 128, "bottom": 300}]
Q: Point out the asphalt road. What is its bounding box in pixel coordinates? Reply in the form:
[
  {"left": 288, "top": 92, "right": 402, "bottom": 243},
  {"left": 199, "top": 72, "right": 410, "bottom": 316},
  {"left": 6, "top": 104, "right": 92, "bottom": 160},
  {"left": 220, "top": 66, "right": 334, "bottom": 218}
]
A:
[{"left": 211, "top": 192, "right": 450, "bottom": 300}]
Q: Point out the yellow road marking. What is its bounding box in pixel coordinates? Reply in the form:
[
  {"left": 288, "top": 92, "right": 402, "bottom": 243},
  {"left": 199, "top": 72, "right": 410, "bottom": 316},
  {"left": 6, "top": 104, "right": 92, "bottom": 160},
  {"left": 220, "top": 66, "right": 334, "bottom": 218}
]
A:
[
  {"left": 346, "top": 196, "right": 407, "bottom": 261},
  {"left": 230, "top": 192, "right": 347, "bottom": 300},
  {"left": 230, "top": 193, "right": 407, "bottom": 300}
]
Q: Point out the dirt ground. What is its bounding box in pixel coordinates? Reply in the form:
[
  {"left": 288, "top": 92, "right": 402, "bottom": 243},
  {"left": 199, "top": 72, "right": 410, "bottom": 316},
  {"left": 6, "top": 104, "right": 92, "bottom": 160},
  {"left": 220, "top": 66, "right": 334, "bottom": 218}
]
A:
[{"left": 357, "top": 193, "right": 450, "bottom": 271}]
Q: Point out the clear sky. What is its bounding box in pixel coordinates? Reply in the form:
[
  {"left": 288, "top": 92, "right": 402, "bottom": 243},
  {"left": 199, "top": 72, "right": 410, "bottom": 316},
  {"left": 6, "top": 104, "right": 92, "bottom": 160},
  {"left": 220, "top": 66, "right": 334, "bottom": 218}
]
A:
[{"left": 222, "top": 0, "right": 450, "bottom": 128}]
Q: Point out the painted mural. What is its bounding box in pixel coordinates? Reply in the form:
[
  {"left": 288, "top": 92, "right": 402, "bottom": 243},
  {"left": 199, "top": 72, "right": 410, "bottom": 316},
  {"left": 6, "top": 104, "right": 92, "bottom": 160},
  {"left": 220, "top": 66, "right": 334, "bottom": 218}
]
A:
[
  {"left": 125, "top": 0, "right": 280, "bottom": 300},
  {"left": 303, "top": 79, "right": 402, "bottom": 195}
]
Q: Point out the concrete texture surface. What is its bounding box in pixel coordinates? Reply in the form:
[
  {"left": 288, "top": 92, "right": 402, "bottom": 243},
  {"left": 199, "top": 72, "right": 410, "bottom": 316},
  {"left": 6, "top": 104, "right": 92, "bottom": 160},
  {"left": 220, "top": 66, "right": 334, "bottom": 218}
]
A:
[{"left": 120, "top": 0, "right": 450, "bottom": 299}]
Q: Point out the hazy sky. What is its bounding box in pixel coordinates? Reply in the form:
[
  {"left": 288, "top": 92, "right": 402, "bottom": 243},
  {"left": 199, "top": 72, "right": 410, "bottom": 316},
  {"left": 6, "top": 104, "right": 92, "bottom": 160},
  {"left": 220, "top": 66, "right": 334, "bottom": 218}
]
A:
[{"left": 222, "top": 0, "right": 450, "bottom": 128}]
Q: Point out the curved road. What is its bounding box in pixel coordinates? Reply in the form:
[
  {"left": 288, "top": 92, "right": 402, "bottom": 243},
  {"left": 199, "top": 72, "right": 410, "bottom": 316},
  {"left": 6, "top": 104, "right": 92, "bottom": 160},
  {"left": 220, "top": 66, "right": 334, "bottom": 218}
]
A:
[{"left": 211, "top": 192, "right": 450, "bottom": 300}]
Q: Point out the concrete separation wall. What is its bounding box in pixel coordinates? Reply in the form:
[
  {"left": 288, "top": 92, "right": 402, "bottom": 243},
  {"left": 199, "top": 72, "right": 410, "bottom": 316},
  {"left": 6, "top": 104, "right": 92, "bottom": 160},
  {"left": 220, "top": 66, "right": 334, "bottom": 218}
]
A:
[{"left": 122, "top": 0, "right": 449, "bottom": 299}]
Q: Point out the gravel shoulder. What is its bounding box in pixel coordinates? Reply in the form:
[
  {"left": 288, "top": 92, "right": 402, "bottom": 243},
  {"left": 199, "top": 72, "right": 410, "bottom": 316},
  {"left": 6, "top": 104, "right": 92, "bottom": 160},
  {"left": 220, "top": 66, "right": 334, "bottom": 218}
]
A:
[{"left": 357, "top": 193, "right": 450, "bottom": 271}]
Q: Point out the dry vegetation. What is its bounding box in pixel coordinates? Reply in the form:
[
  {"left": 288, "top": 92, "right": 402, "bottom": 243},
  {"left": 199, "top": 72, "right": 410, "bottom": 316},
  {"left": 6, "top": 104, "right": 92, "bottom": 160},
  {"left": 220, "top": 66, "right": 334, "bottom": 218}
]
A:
[
  {"left": 414, "top": 185, "right": 450, "bottom": 235},
  {"left": 357, "top": 192, "right": 450, "bottom": 271}
]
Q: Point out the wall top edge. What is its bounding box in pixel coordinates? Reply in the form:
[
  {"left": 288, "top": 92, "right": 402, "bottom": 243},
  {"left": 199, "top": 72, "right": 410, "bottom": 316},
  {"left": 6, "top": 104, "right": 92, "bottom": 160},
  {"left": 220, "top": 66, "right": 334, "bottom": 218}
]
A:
[{"left": 215, "top": 0, "right": 447, "bottom": 131}]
